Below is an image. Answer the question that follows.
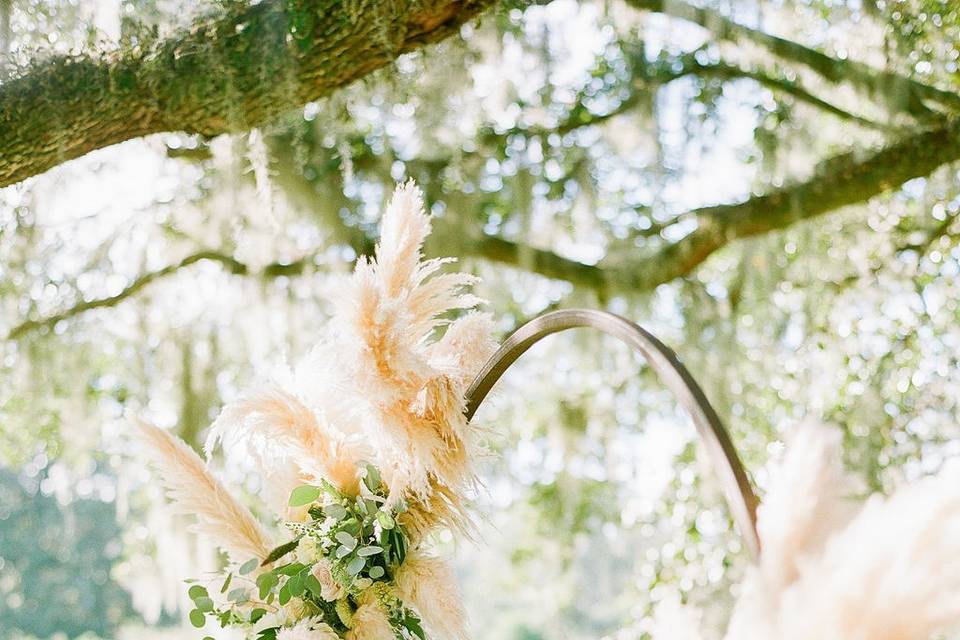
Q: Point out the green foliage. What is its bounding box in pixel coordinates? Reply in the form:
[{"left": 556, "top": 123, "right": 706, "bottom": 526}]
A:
[{"left": 186, "top": 469, "right": 423, "bottom": 638}]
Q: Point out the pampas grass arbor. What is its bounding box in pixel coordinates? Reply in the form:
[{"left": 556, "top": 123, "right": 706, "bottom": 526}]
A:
[{"left": 140, "top": 181, "right": 960, "bottom": 640}]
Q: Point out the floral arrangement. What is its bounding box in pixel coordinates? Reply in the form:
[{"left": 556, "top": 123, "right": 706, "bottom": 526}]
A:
[{"left": 138, "top": 181, "right": 496, "bottom": 640}]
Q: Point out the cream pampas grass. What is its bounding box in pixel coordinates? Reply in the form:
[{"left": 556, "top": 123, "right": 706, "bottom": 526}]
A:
[
  {"left": 206, "top": 388, "right": 363, "bottom": 510},
  {"left": 659, "top": 422, "right": 960, "bottom": 640},
  {"left": 395, "top": 551, "right": 469, "bottom": 640},
  {"left": 207, "top": 180, "right": 496, "bottom": 535},
  {"left": 141, "top": 181, "right": 494, "bottom": 638},
  {"left": 135, "top": 420, "right": 272, "bottom": 563},
  {"left": 758, "top": 464, "right": 960, "bottom": 639},
  {"left": 323, "top": 181, "right": 494, "bottom": 520},
  {"left": 345, "top": 603, "right": 395, "bottom": 640},
  {"left": 724, "top": 422, "right": 855, "bottom": 638},
  {"left": 143, "top": 182, "right": 496, "bottom": 640}
]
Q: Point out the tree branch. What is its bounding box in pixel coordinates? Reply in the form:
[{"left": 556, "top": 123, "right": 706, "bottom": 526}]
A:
[
  {"left": 0, "top": 0, "right": 495, "bottom": 188},
  {"left": 643, "top": 55, "right": 896, "bottom": 132},
  {"left": 460, "top": 234, "right": 607, "bottom": 290},
  {"left": 624, "top": 120, "right": 960, "bottom": 288},
  {"left": 625, "top": 0, "right": 960, "bottom": 119},
  {"left": 473, "top": 120, "right": 960, "bottom": 293},
  {"left": 12, "top": 119, "right": 959, "bottom": 338},
  {"left": 5, "top": 250, "right": 311, "bottom": 339}
]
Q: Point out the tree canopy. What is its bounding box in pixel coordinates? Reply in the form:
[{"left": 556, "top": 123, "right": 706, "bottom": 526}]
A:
[{"left": 2, "top": 0, "right": 960, "bottom": 638}]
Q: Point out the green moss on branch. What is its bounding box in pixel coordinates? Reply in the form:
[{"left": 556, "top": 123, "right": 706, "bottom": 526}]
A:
[{"left": 0, "top": 0, "right": 495, "bottom": 187}]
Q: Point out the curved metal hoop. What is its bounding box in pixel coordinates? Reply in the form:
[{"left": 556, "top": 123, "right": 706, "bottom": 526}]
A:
[{"left": 464, "top": 309, "right": 761, "bottom": 559}]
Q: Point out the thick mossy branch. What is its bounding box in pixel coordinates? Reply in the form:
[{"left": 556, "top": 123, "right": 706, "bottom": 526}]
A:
[
  {"left": 478, "top": 120, "right": 960, "bottom": 293},
  {"left": 625, "top": 119, "right": 960, "bottom": 289},
  {"left": 0, "top": 0, "right": 494, "bottom": 187}
]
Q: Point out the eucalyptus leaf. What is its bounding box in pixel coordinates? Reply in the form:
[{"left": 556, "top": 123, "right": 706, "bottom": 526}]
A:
[
  {"left": 335, "top": 531, "right": 357, "bottom": 550},
  {"left": 364, "top": 464, "right": 381, "bottom": 491},
  {"left": 286, "top": 573, "right": 304, "bottom": 597},
  {"left": 377, "top": 512, "right": 395, "bottom": 530},
  {"left": 346, "top": 556, "right": 365, "bottom": 575},
  {"left": 357, "top": 545, "right": 383, "bottom": 557},
  {"left": 304, "top": 575, "right": 324, "bottom": 599},
  {"left": 228, "top": 587, "right": 249, "bottom": 603},
  {"left": 189, "top": 609, "right": 205, "bottom": 628},
  {"left": 195, "top": 596, "right": 214, "bottom": 612},
  {"left": 256, "top": 572, "right": 279, "bottom": 599},
  {"left": 188, "top": 585, "right": 208, "bottom": 600},
  {"left": 278, "top": 562, "right": 306, "bottom": 576},
  {"left": 325, "top": 504, "right": 348, "bottom": 520}
]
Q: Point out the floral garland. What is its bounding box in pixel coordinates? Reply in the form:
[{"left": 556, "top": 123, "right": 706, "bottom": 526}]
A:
[{"left": 138, "top": 181, "right": 496, "bottom": 640}]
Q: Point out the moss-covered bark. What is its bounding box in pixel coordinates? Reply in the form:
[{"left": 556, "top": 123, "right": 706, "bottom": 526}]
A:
[
  {"left": 0, "top": 0, "right": 494, "bottom": 187},
  {"left": 642, "top": 120, "right": 960, "bottom": 289}
]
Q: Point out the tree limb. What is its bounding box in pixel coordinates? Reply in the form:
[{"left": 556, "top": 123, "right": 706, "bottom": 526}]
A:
[
  {"left": 11, "top": 118, "right": 959, "bottom": 338},
  {"left": 287, "top": 117, "right": 960, "bottom": 296},
  {"left": 0, "top": 0, "right": 495, "bottom": 187},
  {"left": 474, "top": 120, "right": 960, "bottom": 293},
  {"left": 643, "top": 55, "right": 896, "bottom": 132},
  {"left": 625, "top": 0, "right": 960, "bottom": 119},
  {"left": 622, "top": 120, "right": 960, "bottom": 288},
  {"left": 5, "top": 250, "right": 310, "bottom": 339}
]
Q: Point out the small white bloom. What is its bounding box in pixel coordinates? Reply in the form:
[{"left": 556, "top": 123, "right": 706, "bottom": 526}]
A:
[
  {"left": 277, "top": 618, "right": 340, "bottom": 640},
  {"left": 295, "top": 536, "right": 320, "bottom": 565},
  {"left": 253, "top": 609, "right": 293, "bottom": 634}
]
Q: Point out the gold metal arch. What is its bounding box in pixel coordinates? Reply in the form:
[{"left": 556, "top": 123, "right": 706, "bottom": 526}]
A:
[{"left": 464, "top": 308, "right": 761, "bottom": 559}]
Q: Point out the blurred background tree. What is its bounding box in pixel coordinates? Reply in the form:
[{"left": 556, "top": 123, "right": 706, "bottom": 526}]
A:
[{"left": 2, "top": 0, "right": 960, "bottom": 638}]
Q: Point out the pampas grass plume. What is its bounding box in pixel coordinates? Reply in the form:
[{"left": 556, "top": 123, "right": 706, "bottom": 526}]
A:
[
  {"left": 663, "top": 422, "right": 960, "bottom": 640},
  {"left": 395, "top": 551, "right": 469, "bottom": 640},
  {"left": 345, "top": 603, "right": 395, "bottom": 640},
  {"left": 135, "top": 419, "right": 272, "bottom": 563}
]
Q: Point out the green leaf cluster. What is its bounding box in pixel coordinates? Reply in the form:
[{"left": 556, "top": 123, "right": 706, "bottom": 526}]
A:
[{"left": 182, "top": 464, "right": 426, "bottom": 639}]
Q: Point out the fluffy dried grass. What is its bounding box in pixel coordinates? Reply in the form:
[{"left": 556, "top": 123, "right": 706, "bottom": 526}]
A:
[
  {"left": 136, "top": 419, "right": 272, "bottom": 563},
  {"left": 660, "top": 422, "right": 960, "bottom": 640},
  {"left": 345, "top": 603, "right": 395, "bottom": 640},
  {"left": 140, "top": 181, "right": 495, "bottom": 636},
  {"left": 206, "top": 180, "right": 496, "bottom": 535},
  {"left": 395, "top": 550, "right": 469, "bottom": 640}
]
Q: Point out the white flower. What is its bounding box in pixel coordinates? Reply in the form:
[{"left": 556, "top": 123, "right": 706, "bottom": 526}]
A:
[
  {"left": 295, "top": 536, "right": 320, "bottom": 565},
  {"left": 277, "top": 618, "right": 340, "bottom": 640},
  {"left": 253, "top": 609, "right": 294, "bottom": 634}
]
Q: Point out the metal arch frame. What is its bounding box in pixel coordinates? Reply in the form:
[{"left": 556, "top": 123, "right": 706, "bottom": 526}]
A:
[{"left": 464, "top": 308, "right": 761, "bottom": 560}]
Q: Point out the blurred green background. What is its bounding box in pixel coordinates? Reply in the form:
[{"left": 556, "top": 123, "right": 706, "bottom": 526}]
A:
[{"left": 2, "top": 0, "right": 960, "bottom": 638}]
